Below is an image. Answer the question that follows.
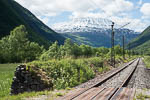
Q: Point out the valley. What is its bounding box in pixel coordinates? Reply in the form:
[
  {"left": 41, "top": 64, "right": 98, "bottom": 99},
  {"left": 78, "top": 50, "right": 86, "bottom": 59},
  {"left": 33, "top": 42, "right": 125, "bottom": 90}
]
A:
[{"left": 0, "top": 0, "right": 150, "bottom": 100}]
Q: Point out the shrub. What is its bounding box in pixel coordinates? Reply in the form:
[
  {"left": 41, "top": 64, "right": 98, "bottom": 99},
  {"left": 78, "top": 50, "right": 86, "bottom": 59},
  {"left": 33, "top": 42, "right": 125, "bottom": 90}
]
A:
[{"left": 28, "top": 57, "right": 106, "bottom": 89}]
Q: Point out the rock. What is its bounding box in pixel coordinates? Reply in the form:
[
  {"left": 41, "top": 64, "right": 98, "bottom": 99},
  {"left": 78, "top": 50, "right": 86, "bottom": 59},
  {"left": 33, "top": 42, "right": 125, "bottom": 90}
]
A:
[{"left": 11, "top": 65, "right": 53, "bottom": 95}]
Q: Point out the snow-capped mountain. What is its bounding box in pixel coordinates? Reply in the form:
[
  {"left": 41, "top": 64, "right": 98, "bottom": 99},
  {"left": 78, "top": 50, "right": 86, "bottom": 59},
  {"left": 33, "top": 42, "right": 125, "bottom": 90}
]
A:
[
  {"left": 52, "top": 17, "right": 139, "bottom": 47},
  {"left": 52, "top": 17, "right": 138, "bottom": 33},
  {"left": 53, "top": 17, "right": 114, "bottom": 33}
]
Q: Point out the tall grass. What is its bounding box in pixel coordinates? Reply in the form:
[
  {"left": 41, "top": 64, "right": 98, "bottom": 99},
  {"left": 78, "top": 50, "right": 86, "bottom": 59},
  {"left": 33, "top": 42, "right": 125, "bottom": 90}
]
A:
[
  {"left": 0, "top": 64, "right": 18, "bottom": 98},
  {"left": 144, "top": 56, "right": 150, "bottom": 68}
]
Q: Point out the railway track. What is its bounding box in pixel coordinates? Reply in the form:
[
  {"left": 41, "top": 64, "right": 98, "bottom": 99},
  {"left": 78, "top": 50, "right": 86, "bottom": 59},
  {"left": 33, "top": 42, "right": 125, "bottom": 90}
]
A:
[{"left": 57, "top": 58, "right": 140, "bottom": 100}]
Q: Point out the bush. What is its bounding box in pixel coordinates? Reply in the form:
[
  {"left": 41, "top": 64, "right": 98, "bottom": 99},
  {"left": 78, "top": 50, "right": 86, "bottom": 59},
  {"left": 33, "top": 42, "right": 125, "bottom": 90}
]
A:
[{"left": 28, "top": 57, "right": 106, "bottom": 89}]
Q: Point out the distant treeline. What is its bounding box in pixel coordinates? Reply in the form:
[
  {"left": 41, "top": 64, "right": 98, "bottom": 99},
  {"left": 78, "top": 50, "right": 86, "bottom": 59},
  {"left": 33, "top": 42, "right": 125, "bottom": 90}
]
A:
[{"left": 0, "top": 25, "right": 136, "bottom": 63}]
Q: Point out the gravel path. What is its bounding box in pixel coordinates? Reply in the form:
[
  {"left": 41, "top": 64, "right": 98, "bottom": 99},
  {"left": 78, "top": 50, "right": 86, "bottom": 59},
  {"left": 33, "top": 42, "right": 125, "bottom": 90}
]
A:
[
  {"left": 75, "top": 59, "right": 135, "bottom": 88},
  {"left": 127, "top": 58, "right": 150, "bottom": 89}
]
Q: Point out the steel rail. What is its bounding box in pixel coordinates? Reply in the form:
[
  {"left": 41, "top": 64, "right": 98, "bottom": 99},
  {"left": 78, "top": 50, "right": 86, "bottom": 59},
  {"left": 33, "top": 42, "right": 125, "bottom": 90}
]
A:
[
  {"left": 69, "top": 58, "right": 138, "bottom": 100},
  {"left": 108, "top": 58, "right": 140, "bottom": 100}
]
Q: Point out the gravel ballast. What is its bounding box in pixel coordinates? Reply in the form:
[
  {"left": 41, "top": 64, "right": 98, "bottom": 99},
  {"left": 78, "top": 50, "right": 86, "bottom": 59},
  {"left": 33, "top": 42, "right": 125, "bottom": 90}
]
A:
[
  {"left": 76, "top": 59, "right": 136, "bottom": 88},
  {"left": 127, "top": 58, "right": 150, "bottom": 89},
  {"left": 76, "top": 58, "right": 150, "bottom": 89},
  {"left": 99, "top": 59, "right": 139, "bottom": 88}
]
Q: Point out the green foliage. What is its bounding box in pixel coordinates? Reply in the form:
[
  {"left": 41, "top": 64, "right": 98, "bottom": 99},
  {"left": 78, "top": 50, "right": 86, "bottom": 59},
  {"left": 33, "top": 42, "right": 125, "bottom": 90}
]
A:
[
  {"left": 0, "top": 90, "right": 57, "bottom": 100},
  {"left": 56, "top": 92, "right": 64, "bottom": 96},
  {"left": 128, "top": 26, "right": 150, "bottom": 54},
  {"left": 131, "top": 40, "right": 150, "bottom": 55},
  {"left": 28, "top": 57, "right": 107, "bottom": 89},
  {"left": 98, "top": 66, "right": 110, "bottom": 73},
  {"left": 0, "top": 64, "right": 18, "bottom": 98},
  {"left": 144, "top": 48, "right": 150, "bottom": 55},
  {"left": 136, "top": 92, "right": 150, "bottom": 100},
  {"left": 79, "top": 44, "right": 93, "bottom": 57},
  {"left": 114, "top": 45, "right": 123, "bottom": 55},
  {"left": 40, "top": 38, "right": 130, "bottom": 62},
  {"left": 143, "top": 56, "right": 150, "bottom": 68},
  {"left": 40, "top": 38, "right": 111, "bottom": 61},
  {"left": 0, "top": 63, "right": 62, "bottom": 99},
  {"left": 0, "top": 25, "right": 44, "bottom": 63}
]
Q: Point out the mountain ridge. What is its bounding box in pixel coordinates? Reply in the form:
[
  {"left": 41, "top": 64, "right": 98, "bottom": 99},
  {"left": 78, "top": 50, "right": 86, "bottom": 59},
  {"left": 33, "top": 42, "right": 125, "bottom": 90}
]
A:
[
  {"left": 52, "top": 17, "right": 139, "bottom": 47},
  {"left": 53, "top": 17, "right": 113, "bottom": 33},
  {"left": 128, "top": 26, "right": 150, "bottom": 53},
  {"left": 0, "top": 0, "right": 65, "bottom": 47}
]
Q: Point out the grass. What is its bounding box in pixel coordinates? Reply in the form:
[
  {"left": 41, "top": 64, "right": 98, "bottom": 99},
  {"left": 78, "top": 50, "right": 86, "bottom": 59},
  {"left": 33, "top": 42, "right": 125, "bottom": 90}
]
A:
[
  {"left": 98, "top": 66, "right": 110, "bottom": 73},
  {"left": 136, "top": 92, "right": 150, "bottom": 100},
  {"left": 0, "top": 63, "right": 65, "bottom": 100},
  {"left": 55, "top": 92, "right": 63, "bottom": 96},
  {"left": 143, "top": 56, "right": 150, "bottom": 68},
  {"left": 0, "top": 91, "right": 48, "bottom": 100},
  {"left": 0, "top": 90, "right": 66, "bottom": 100},
  {"left": 0, "top": 64, "right": 18, "bottom": 98}
]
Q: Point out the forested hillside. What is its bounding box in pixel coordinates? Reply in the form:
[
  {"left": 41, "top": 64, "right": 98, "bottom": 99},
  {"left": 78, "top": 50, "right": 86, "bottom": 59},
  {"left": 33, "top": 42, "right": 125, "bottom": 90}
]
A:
[
  {"left": 0, "top": 0, "right": 65, "bottom": 47},
  {"left": 128, "top": 26, "right": 150, "bottom": 54},
  {"left": 62, "top": 29, "right": 138, "bottom": 47}
]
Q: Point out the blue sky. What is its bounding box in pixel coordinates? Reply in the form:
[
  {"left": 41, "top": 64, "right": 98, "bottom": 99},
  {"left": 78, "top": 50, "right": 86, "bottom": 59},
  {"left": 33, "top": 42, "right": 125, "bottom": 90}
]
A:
[{"left": 15, "top": 0, "right": 150, "bottom": 32}]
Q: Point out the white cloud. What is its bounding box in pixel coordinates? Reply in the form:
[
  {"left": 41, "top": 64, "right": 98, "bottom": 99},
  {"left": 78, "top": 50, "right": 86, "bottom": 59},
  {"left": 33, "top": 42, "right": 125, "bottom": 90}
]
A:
[
  {"left": 110, "top": 16, "right": 147, "bottom": 32},
  {"left": 15, "top": 0, "right": 148, "bottom": 32},
  {"left": 69, "top": 0, "right": 134, "bottom": 20},
  {"left": 140, "top": 3, "right": 150, "bottom": 19},
  {"left": 69, "top": 12, "right": 108, "bottom": 19},
  {"left": 15, "top": 0, "right": 94, "bottom": 17},
  {"left": 90, "top": 0, "right": 133, "bottom": 16},
  {"left": 15, "top": 0, "right": 133, "bottom": 17}
]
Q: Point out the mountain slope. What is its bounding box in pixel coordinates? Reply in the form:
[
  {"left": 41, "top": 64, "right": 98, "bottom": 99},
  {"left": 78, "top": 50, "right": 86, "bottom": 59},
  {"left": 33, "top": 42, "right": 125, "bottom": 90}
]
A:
[
  {"left": 53, "top": 18, "right": 139, "bottom": 47},
  {"left": 0, "top": 0, "right": 65, "bottom": 47},
  {"left": 128, "top": 26, "right": 150, "bottom": 52}
]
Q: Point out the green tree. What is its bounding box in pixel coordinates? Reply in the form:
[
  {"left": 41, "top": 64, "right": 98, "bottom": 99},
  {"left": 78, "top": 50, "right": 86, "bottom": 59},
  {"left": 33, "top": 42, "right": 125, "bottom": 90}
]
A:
[
  {"left": 63, "top": 38, "right": 74, "bottom": 56},
  {"left": 40, "top": 41, "right": 59, "bottom": 60},
  {"left": 0, "top": 25, "right": 44, "bottom": 63},
  {"left": 8, "top": 25, "right": 29, "bottom": 62},
  {"left": 39, "top": 38, "right": 111, "bottom": 61},
  {"left": 25, "top": 42, "right": 44, "bottom": 61},
  {"left": 96, "top": 47, "right": 109, "bottom": 57},
  {"left": 80, "top": 44, "right": 92, "bottom": 57},
  {"left": 114, "top": 45, "right": 122, "bottom": 55},
  {"left": 72, "top": 43, "right": 81, "bottom": 58}
]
